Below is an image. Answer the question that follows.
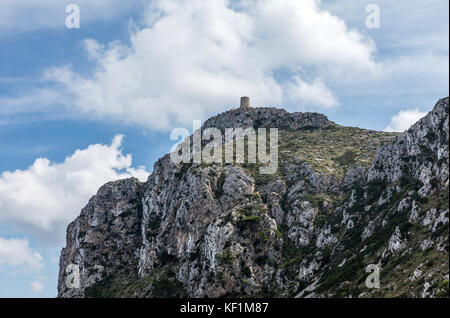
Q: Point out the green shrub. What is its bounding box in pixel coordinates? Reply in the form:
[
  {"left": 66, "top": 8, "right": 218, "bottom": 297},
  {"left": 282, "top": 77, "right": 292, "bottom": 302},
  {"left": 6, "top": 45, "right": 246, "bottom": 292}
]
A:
[
  {"left": 334, "top": 150, "right": 358, "bottom": 166},
  {"left": 217, "top": 247, "right": 234, "bottom": 265},
  {"left": 241, "top": 215, "right": 263, "bottom": 222},
  {"left": 216, "top": 271, "right": 224, "bottom": 283},
  {"left": 367, "top": 179, "right": 388, "bottom": 203},
  {"left": 151, "top": 276, "right": 175, "bottom": 297},
  {"left": 436, "top": 280, "right": 449, "bottom": 298},
  {"left": 274, "top": 228, "right": 283, "bottom": 239},
  {"left": 214, "top": 172, "right": 226, "bottom": 197},
  {"left": 243, "top": 266, "right": 252, "bottom": 278},
  {"left": 259, "top": 230, "right": 269, "bottom": 242}
]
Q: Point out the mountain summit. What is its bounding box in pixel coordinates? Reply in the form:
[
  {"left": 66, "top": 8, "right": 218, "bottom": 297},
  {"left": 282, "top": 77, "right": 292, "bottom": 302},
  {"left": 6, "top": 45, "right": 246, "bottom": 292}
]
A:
[{"left": 58, "top": 97, "right": 449, "bottom": 298}]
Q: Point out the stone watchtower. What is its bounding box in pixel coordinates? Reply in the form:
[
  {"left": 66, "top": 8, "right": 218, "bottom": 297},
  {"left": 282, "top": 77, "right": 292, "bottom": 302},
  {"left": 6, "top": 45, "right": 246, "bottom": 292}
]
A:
[{"left": 240, "top": 96, "right": 250, "bottom": 110}]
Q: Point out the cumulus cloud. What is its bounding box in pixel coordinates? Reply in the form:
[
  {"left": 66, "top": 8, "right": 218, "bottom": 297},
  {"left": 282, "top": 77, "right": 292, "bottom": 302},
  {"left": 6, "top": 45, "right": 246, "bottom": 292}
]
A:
[
  {"left": 44, "top": 0, "right": 377, "bottom": 131},
  {"left": 0, "top": 135, "right": 149, "bottom": 243},
  {"left": 30, "top": 280, "right": 45, "bottom": 293},
  {"left": 0, "top": 237, "right": 43, "bottom": 271},
  {"left": 0, "top": 0, "right": 141, "bottom": 34},
  {"left": 322, "top": 0, "right": 449, "bottom": 102},
  {"left": 285, "top": 77, "right": 338, "bottom": 108},
  {"left": 384, "top": 108, "right": 427, "bottom": 132}
]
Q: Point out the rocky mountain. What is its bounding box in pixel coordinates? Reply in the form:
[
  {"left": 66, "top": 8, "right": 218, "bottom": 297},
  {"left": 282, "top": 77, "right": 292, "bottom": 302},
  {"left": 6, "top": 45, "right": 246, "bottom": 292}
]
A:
[{"left": 58, "top": 97, "right": 449, "bottom": 298}]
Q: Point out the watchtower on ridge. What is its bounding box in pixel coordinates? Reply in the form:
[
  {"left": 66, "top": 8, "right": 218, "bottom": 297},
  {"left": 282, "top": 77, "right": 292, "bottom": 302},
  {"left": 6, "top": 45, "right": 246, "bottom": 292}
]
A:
[{"left": 240, "top": 96, "right": 250, "bottom": 110}]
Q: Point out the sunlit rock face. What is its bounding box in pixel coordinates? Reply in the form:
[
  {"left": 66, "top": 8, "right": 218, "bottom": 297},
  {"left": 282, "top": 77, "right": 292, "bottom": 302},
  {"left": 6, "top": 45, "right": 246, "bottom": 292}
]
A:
[{"left": 58, "top": 97, "right": 449, "bottom": 298}]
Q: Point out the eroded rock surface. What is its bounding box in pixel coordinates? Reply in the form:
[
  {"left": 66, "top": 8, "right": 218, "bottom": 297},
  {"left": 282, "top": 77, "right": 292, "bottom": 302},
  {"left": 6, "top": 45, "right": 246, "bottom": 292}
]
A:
[{"left": 58, "top": 98, "right": 449, "bottom": 298}]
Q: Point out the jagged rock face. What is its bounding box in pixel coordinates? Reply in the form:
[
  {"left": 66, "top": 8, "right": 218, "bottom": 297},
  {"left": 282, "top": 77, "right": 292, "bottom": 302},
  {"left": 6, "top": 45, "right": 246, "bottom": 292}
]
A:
[
  {"left": 138, "top": 161, "right": 283, "bottom": 297},
  {"left": 58, "top": 179, "right": 143, "bottom": 297},
  {"left": 368, "top": 97, "right": 449, "bottom": 191},
  {"left": 58, "top": 98, "right": 449, "bottom": 298}
]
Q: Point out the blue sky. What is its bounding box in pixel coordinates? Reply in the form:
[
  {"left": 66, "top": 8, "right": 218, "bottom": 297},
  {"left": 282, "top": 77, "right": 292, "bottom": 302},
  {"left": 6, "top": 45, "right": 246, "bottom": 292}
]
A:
[{"left": 0, "top": 0, "right": 448, "bottom": 297}]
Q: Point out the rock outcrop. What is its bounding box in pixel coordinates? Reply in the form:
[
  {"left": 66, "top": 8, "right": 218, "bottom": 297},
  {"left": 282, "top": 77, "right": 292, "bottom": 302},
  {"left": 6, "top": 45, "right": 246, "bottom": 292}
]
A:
[
  {"left": 58, "top": 97, "right": 449, "bottom": 298},
  {"left": 203, "top": 106, "right": 332, "bottom": 132}
]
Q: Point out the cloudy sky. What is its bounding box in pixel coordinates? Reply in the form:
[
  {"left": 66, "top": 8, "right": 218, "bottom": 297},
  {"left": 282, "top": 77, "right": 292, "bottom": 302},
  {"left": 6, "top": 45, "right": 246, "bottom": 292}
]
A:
[{"left": 0, "top": 0, "right": 448, "bottom": 297}]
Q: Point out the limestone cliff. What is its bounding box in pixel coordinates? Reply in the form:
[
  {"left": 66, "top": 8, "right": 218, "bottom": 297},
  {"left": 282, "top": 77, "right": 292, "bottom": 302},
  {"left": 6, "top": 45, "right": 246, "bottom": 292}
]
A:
[{"left": 58, "top": 97, "right": 449, "bottom": 298}]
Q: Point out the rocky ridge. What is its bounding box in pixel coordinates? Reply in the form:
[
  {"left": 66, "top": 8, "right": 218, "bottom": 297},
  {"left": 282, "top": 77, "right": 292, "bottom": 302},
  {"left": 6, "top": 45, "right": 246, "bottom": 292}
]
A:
[{"left": 58, "top": 97, "right": 449, "bottom": 298}]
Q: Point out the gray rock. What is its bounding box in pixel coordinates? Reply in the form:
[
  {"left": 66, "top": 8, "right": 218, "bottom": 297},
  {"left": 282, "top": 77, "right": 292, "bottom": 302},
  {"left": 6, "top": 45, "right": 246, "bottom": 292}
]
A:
[{"left": 58, "top": 98, "right": 449, "bottom": 298}]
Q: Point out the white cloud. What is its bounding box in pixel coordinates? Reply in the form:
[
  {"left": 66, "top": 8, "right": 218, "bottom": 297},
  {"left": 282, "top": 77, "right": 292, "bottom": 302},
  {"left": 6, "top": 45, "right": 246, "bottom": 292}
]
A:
[
  {"left": 323, "top": 0, "right": 449, "bottom": 53},
  {"left": 380, "top": 54, "right": 449, "bottom": 94},
  {"left": 285, "top": 77, "right": 338, "bottom": 108},
  {"left": 43, "top": 0, "right": 376, "bottom": 131},
  {"left": 322, "top": 0, "right": 449, "bottom": 100},
  {"left": 83, "top": 39, "right": 105, "bottom": 61},
  {"left": 30, "top": 280, "right": 45, "bottom": 293},
  {"left": 0, "top": 237, "right": 43, "bottom": 271},
  {"left": 384, "top": 108, "right": 428, "bottom": 132},
  {"left": 0, "top": 89, "right": 65, "bottom": 116},
  {"left": 0, "top": 0, "right": 141, "bottom": 34},
  {"left": 0, "top": 135, "right": 149, "bottom": 243}
]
